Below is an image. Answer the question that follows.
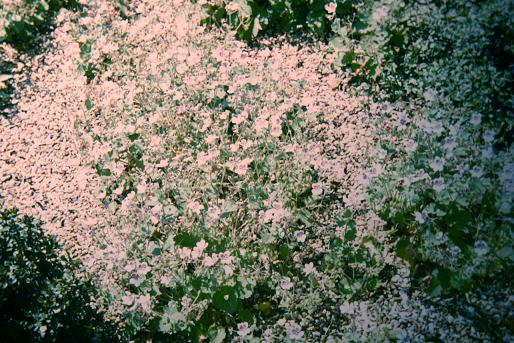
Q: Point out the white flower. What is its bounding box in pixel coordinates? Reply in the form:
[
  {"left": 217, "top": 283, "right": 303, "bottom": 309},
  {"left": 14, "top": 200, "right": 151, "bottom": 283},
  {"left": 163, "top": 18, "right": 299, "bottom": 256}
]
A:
[
  {"left": 280, "top": 277, "right": 293, "bottom": 290},
  {"left": 483, "top": 130, "right": 495, "bottom": 142},
  {"left": 181, "top": 296, "right": 191, "bottom": 308},
  {"left": 178, "top": 247, "right": 191, "bottom": 260},
  {"left": 122, "top": 293, "right": 135, "bottom": 306},
  {"left": 474, "top": 240, "right": 489, "bottom": 256},
  {"left": 187, "top": 201, "right": 203, "bottom": 215},
  {"left": 219, "top": 251, "right": 233, "bottom": 264},
  {"left": 372, "top": 6, "right": 389, "bottom": 22},
  {"left": 295, "top": 230, "right": 307, "bottom": 243},
  {"left": 39, "top": 325, "right": 47, "bottom": 337},
  {"left": 414, "top": 211, "right": 428, "bottom": 224},
  {"left": 424, "top": 88, "right": 436, "bottom": 102},
  {"left": 191, "top": 239, "right": 208, "bottom": 258},
  {"left": 223, "top": 265, "right": 234, "bottom": 276},
  {"left": 432, "top": 177, "right": 445, "bottom": 192},
  {"left": 429, "top": 157, "right": 445, "bottom": 172},
  {"left": 470, "top": 166, "right": 484, "bottom": 178},
  {"left": 404, "top": 139, "right": 418, "bottom": 153},
  {"left": 208, "top": 205, "right": 221, "bottom": 220},
  {"left": 303, "top": 262, "right": 316, "bottom": 276},
  {"left": 470, "top": 113, "right": 482, "bottom": 126},
  {"left": 286, "top": 322, "right": 304, "bottom": 340}
]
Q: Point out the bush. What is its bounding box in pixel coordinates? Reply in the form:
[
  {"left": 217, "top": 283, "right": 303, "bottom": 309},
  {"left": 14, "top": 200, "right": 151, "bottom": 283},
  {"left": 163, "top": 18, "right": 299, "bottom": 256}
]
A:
[
  {"left": 199, "top": 0, "right": 367, "bottom": 41},
  {"left": 0, "top": 208, "right": 118, "bottom": 342}
]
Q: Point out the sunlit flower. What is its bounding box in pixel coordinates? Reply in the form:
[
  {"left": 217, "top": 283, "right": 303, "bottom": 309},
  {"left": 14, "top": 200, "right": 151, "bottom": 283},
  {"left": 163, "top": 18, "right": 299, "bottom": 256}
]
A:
[
  {"left": 311, "top": 182, "right": 323, "bottom": 196},
  {"left": 303, "top": 262, "right": 316, "bottom": 275},
  {"left": 324, "top": 2, "right": 337, "bottom": 14},
  {"left": 187, "top": 201, "right": 203, "bottom": 215},
  {"left": 208, "top": 205, "right": 221, "bottom": 220},
  {"left": 204, "top": 254, "right": 218, "bottom": 267},
  {"left": 138, "top": 294, "right": 152, "bottom": 313}
]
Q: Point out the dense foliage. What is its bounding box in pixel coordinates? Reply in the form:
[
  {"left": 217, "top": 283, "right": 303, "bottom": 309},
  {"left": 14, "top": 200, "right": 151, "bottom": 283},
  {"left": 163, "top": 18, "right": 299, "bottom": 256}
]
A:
[
  {"left": 337, "top": 0, "right": 514, "bottom": 295},
  {"left": 0, "top": 209, "right": 117, "bottom": 342}
]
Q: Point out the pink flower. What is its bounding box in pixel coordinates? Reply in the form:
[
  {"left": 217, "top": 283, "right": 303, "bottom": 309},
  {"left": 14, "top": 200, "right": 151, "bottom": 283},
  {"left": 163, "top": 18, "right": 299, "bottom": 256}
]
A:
[
  {"left": 151, "top": 203, "right": 163, "bottom": 215},
  {"left": 237, "top": 322, "right": 250, "bottom": 337},
  {"left": 303, "top": 262, "right": 316, "bottom": 275},
  {"left": 205, "top": 134, "right": 217, "bottom": 144},
  {"left": 156, "top": 160, "right": 169, "bottom": 168},
  {"left": 235, "top": 158, "right": 253, "bottom": 176},
  {"left": 178, "top": 247, "right": 191, "bottom": 260},
  {"left": 204, "top": 254, "right": 218, "bottom": 267},
  {"left": 255, "top": 117, "right": 268, "bottom": 135},
  {"left": 187, "top": 201, "right": 203, "bottom": 215},
  {"left": 208, "top": 205, "right": 221, "bottom": 220},
  {"left": 280, "top": 277, "right": 293, "bottom": 290},
  {"left": 311, "top": 182, "right": 323, "bottom": 197},
  {"left": 324, "top": 2, "right": 337, "bottom": 14}
]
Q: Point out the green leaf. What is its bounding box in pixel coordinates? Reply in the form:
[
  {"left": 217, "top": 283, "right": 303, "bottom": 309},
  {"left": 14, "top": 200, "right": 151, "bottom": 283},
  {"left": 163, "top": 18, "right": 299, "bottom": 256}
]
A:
[
  {"left": 258, "top": 301, "right": 273, "bottom": 316},
  {"left": 344, "top": 227, "right": 356, "bottom": 242},
  {"left": 212, "top": 286, "right": 238, "bottom": 313},
  {"left": 127, "top": 133, "right": 140, "bottom": 141},
  {"left": 296, "top": 208, "right": 313, "bottom": 227},
  {"left": 174, "top": 232, "right": 200, "bottom": 248},
  {"left": 341, "top": 51, "right": 355, "bottom": 66},
  {"left": 85, "top": 98, "right": 93, "bottom": 110},
  {"left": 95, "top": 163, "right": 111, "bottom": 176},
  {"left": 208, "top": 326, "right": 226, "bottom": 343},
  {"left": 129, "top": 144, "right": 143, "bottom": 156},
  {"left": 237, "top": 304, "right": 254, "bottom": 324},
  {"left": 395, "top": 238, "right": 414, "bottom": 265},
  {"left": 278, "top": 244, "right": 290, "bottom": 260},
  {"left": 496, "top": 246, "right": 514, "bottom": 260}
]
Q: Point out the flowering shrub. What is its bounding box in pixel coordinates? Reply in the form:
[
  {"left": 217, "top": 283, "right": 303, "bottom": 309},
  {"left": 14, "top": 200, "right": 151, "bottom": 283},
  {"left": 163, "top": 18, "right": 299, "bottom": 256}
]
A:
[
  {"left": 1, "top": 0, "right": 512, "bottom": 341},
  {"left": 199, "top": 0, "right": 366, "bottom": 40},
  {"left": 0, "top": 208, "right": 118, "bottom": 342}
]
